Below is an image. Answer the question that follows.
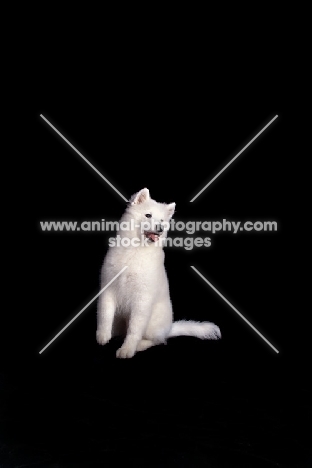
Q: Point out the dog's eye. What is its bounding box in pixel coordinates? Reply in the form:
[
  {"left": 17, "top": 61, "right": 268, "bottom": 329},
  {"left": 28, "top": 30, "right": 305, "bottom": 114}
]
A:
[
  {"left": 145, "top": 214, "right": 152, "bottom": 218},
  {"left": 160, "top": 219, "right": 163, "bottom": 222}
]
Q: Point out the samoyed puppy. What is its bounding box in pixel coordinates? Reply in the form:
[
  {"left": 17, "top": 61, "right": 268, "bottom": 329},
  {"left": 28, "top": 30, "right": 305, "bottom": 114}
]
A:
[{"left": 96, "top": 188, "right": 221, "bottom": 358}]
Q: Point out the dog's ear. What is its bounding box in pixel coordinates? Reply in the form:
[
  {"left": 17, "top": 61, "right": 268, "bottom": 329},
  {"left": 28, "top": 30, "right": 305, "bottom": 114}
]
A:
[
  {"left": 130, "top": 188, "right": 150, "bottom": 205},
  {"left": 167, "top": 202, "right": 176, "bottom": 219}
]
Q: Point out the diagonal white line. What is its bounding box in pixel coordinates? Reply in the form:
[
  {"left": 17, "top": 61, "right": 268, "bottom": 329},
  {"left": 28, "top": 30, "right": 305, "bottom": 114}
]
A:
[
  {"left": 190, "top": 115, "right": 278, "bottom": 202},
  {"left": 39, "top": 266, "right": 128, "bottom": 354},
  {"left": 191, "top": 266, "right": 279, "bottom": 353},
  {"left": 40, "top": 114, "right": 128, "bottom": 202}
]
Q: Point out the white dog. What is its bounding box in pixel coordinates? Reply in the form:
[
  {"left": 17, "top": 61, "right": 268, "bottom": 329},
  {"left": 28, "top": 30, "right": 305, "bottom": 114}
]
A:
[{"left": 96, "top": 188, "right": 221, "bottom": 358}]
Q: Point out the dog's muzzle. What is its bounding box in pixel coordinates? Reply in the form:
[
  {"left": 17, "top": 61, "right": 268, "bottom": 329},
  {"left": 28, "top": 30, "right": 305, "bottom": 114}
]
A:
[{"left": 144, "top": 231, "right": 160, "bottom": 242}]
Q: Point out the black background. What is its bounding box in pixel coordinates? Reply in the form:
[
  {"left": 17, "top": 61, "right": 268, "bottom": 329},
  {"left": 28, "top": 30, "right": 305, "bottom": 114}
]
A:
[{"left": 1, "top": 67, "right": 310, "bottom": 467}]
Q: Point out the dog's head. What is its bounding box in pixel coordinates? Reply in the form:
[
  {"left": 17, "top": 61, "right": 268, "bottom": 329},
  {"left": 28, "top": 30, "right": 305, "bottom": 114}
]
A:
[{"left": 126, "top": 188, "right": 175, "bottom": 243}]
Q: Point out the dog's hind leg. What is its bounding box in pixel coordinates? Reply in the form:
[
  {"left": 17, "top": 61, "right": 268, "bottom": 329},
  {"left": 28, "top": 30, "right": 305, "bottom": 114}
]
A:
[
  {"left": 136, "top": 339, "right": 158, "bottom": 352},
  {"left": 143, "top": 300, "right": 173, "bottom": 343},
  {"left": 96, "top": 290, "right": 116, "bottom": 345}
]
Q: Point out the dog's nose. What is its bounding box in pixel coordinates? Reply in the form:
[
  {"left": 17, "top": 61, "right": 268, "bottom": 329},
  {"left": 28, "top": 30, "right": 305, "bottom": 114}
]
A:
[{"left": 156, "top": 224, "right": 164, "bottom": 233}]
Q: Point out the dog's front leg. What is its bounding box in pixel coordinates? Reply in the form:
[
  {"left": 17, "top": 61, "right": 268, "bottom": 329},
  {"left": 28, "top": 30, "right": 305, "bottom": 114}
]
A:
[
  {"left": 96, "top": 290, "right": 116, "bottom": 345},
  {"left": 116, "top": 301, "right": 151, "bottom": 359}
]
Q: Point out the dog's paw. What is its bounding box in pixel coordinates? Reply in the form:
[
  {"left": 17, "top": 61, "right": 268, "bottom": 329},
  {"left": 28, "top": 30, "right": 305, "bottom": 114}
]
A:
[
  {"left": 116, "top": 342, "right": 136, "bottom": 359},
  {"left": 96, "top": 329, "right": 111, "bottom": 345}
]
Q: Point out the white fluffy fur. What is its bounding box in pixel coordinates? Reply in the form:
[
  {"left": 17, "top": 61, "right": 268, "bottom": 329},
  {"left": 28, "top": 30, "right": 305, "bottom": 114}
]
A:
[{"left": 96, "top": 188, "right": 221, "bottom": 358}]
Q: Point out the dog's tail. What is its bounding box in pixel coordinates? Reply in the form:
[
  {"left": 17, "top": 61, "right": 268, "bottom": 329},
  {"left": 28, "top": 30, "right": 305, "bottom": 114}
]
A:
[{"left": 168, "top": 320, "right": 221, "bottom": 340}]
